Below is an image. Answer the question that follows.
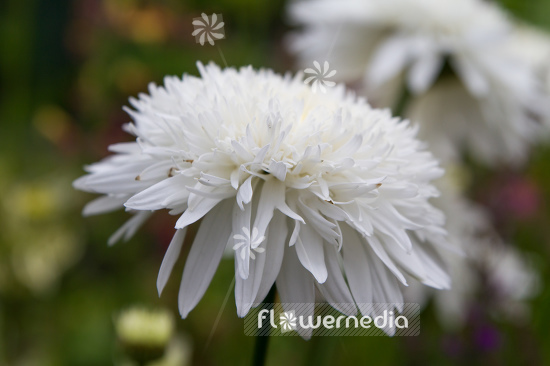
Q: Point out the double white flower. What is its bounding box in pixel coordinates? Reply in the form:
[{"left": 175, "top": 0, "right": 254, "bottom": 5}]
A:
[
  {"left": 75, "top": 63, "right": 451, "bottom": 337},
  {"left": 289, "top": 0, "right": 550, "bottom": 165}
]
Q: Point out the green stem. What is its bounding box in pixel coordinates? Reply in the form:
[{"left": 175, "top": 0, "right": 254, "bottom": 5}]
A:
[{"left": 251, "top": 285, "right": 277, "bottom": 366}]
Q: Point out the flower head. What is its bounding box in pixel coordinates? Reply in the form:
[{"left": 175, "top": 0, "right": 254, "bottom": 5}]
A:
[
  {"left": 289, "top": 0, "right": 550, "bottom": 165},
  {"left": 74, "top": 62, "right": 450, "bottom": 337}
]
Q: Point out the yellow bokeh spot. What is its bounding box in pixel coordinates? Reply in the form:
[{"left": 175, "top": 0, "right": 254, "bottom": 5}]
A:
[{"left": 32, "top": 104, "right": 71, "bottom": 143}]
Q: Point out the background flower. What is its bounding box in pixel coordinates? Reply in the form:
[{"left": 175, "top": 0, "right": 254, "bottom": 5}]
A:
[{"left": 289, "top": 0, "right": 550, "bottom": 165}]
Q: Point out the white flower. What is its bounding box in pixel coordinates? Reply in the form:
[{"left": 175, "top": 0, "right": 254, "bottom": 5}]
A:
[
  {"left": 192, "top": 13, "right": 225, "bottom": 46},
  {"left": 74, "top": 62, "right": 450, "bottom": 338},
  {"left": 407, "top": 73, "right": 545, "bottom": 165},
  {"left": 303, "top": 61, "right": 337, "bottom": 93},
  {"left": 289, "top": 0, "right": 550, "bottom": 165}
]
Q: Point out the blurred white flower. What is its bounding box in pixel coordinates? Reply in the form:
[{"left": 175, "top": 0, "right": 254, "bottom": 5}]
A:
[
  {"left": 192, "top": 13, "right": 225, "bottom": 46},
  {"left": 407, "top": 74, "right": 544, "bottom": 165},
  {"left": 403, "top": 164, "right": 539, "bottom": 328},
  {"left": 504, "top": 25, "right": 550, "bottom": 124},
  {"left": 289, "top": 0, "right": 550, "bottom": 165},
  {"left": 303, "top": 61, "right": 337, "bottom": 93},
  {"left": 75, "top": 62, "right": 451, "bottom": 338}
]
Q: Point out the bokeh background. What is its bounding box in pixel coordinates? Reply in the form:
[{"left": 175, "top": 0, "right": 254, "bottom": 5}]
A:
[{"left": 2, "top": 0, "right": 550, "bottom": 365}]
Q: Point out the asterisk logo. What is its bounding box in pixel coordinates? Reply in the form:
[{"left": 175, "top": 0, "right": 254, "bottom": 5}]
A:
[
  {"left": 280, "top": 311, "right": 297, "bottom": 333},
  {"left": 192, "top": 13, "right": 225, "bottom": 46},
  {"left": 233, "top": 226, "right": 265, "bottom": 261},
  {"left": 304, "top": 61, "right": 337, "bottom": 93}
]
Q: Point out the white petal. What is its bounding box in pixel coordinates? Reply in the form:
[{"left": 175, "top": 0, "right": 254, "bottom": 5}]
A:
[
  {"left": 370, "top": 214, "right": 413, "bottom": 253},
  {"left": 342, "top": 224, "right": 373, "bottom": 304},
  {"left": 276, "top": 244, "right": 315, "bottom": 339},
  {"left": 157, "top": 228, "right": 187, "bottom": 295},
  {"left": 368, "top": 36, "right": 412, "bottom": 87},
  {"left": 368, "top": 250, "right": 404, "bottom": 307},
  {"left": 316, "top": 244, "right": 357, "bottom": 316},
  {"left": 452, "top": 55, "right": 490, "bottom": 97},
  {"left": 289, "top": 220, "right": 301, "bottom": 246},
  {"left": 252, "top": 179, "right": 303, "bottom": 249},
  {"left": 77, "top": 161, "right": 152, "bottom": 194},
  {"left": 125, "top": 175, "right": 190, "bottom": 211},
  {"left": 138, "top": 160, "right": 176, "bottom": 181},
  {"left": 108, "top": 211, "right": 152, "bottom": 246},
  {"left": 233, "top": 201, "right": 252, "bottom": 279},
  {"left": 408, "top": 52, "right": 443, "bottom": 94},
  {"left": 297, "top": 198, "right": 340, "bottom": 246},
  {"left": 236, "top": 176, "right": 254, "bottom": 210},
  {"left": 83, "top": 195, "right": 127, "bottom": 216},
  {"left": 367, "top": 235, "right": 408, "bottom": 286},
  {"left": 295, "top": 223, "right": 328, "bottom": 283},
  {"left": 199, "top": 173, "right": 231, "bottom": 187},
  {"left": 232, "top": 140, "right": 255, "bottom": 161},
  {"left": 234, "top": 239, "right": 267, "bottom": 317},
  {"left": 254, "top": 211, "right": 288, "bottom": 303},
  {"left": 175, "top": 195, "right": 228, "bottom": 229},
  {"left": 268, "top": 160, "right": 287, "bottom": 181},
  {"left": 178, "top": 199, "right": 234, "bottom": 318},
  {"left": 107, "top": 142, "right": 141, "bottom": 154}
]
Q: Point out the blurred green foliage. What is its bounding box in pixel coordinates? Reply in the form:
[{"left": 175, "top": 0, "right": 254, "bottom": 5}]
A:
[{"left": 1, "top": 0, "right": 550, "bottom": 365}]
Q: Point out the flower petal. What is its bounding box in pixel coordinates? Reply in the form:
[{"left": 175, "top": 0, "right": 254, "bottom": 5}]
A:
[
  {"left": 254, "top": 211, "right": 288, "bottom": 303},
  {"left": 178, "top": 199, "right": 234, "bottom": 318},
  {"left": 276, "top": 244, "right": 315, "bottom": 340},
  {"left": 83, "top": 194, "right": 128, "bottom": 216},
  {"left": 295, "top": 222, "right": 328, "bottom": 283},
  {"left": 316, "top": 243, "right": 357, "bottom": 316},
  {"left": 108, "top": 211, "right": 153, "bottom": 246},
  {"left": 157, "top": 228, "right": 187, "bottom": 295},
  {"left": 233, "top": 201, "right": 252, "bottom": 279}
]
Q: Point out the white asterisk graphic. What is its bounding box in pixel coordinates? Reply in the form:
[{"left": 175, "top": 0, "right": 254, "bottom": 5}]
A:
[
  {"left": 192, "top": 13, "right": 225, "bottom": 46},
  {"left": 303, "top": 61, "right": 337, "bottom": 93},
  {"left": 279, "top": 311, "right": 297, "bottom": 333},
  {"left": 233, "top": 226, "right": 266, "bottom": 261}
]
